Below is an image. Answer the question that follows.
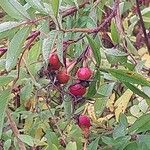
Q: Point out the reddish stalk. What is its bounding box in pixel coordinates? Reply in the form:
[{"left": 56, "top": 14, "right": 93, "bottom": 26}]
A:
[{"left": 135, "top": 0, "right": 150, "bottom": 54}]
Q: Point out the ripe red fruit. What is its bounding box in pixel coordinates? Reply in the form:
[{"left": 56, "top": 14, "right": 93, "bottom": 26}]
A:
[
  {"left": 78, "top": 115, "right": 91, "bottom": 129},
  {"left": 49, "top": 53, "right": 61, "bottom": 70},
  {"left": 77, "top": 67, "right": 92, "bottom": 80},
  {"left": 69, "top": 84, "right": 86, "bottom": 96},
  {"left": 56, "top": 70, "right": 70, "bottom": 84}
]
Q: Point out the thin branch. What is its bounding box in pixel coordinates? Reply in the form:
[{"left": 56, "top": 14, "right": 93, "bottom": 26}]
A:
[
  {"left": 6, "top": 110, "right": 26, "bottom": 150},
  {"left": 61, "top": 1, "right": 119, "bottom": 34},
  {"left": 12, "top": 31, "right": 40, "bottom": 89},
  {"left": 135, "top": 0, "right": 150, "bottom": 54}
]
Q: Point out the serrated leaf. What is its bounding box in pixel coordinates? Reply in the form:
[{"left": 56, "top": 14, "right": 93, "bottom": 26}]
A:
[
  {"left": 5, "top": 26, "right": 31, "bottom": 71},
  {"left": 0, "top": 76, "right": 14, "bottom": 86},
  {"left": 125, "top": 37, "right": 139, "bottom": 56},
  {"left": 18, "top": 135, "right": 34, "bottom": 146},
  {"left": 25, "top": 0, "right": 47, "bottom": 14},
  {"left": 88, "top": 137, "right": 100, "bottom": 150},
  {"left": 107, "top": 69, "right": 150, "bottom": 87},
  {"left": 0, "top": 1, "right": 27, "bottom": 20},
  {"left": 0, "top": 89, "right": 11, "bottom": 138},
  {"left": 128, "top": 113, "right": 150, "bottom": 133},
  {"left": 9, "top": 0, "right": 31, "bottom": 19},
  {"left": 63, "top": 95, "right": 73, "bottom": 120},
  {"left": 42, "top": 30, "right": 58, "bottom": 63},
  {"left": 86, "top": 35, "right": 101, "bottom": 66},
  {"left": 4, "top": 139, "right": 11, "bottom": 150},
  {"left": 123, "top": 82, "right": 150, "bottom": 100},
  {"left": 20, "top": 80, "right": 33, "bottom": 101},
  {"left": 56, "top": 31, "right": 64, "bottom": 64},
  {"left": 111, "top": 19, "right": 120, "bottom": 43},
  {"left": 27, "top": 41, "right": 41, "bottom": 64},
  {"left": 65, "top": 141, "right": 77, "bottom": 150}
]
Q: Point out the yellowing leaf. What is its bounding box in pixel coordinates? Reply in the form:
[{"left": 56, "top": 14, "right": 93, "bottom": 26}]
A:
[
  {"left": 127, "top": 116, "right": 137, "bottom": 125},
  {"left": 87, "top": 103, "right": 97, "bottom": 122},
  {"left": 106, "top": 93, "right": 115, "bottom": 112},
  {"left": 35, "top": 128, "right": 44, "bottom": 140},
  {"left": 97, "top": 114, "right": 114, "bottom": 123},
  {"left": 114, "top": 89, "right": 133, "bottom": 122},
  {"left": 141, "top": 53, "right": 150, "bottom": 68}
]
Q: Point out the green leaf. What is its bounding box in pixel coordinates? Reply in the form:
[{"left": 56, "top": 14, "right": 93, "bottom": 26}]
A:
[
  {"left": 86, "top": 70, "right": 100, "bottom": 97},
  {"left": 113, "top": 114, "right": 128, "bottom": 139},
  {"left": 97, "top": 82, "right": 115, "bottom": 97},
  {"left": 25, "top": 0, "right": 47, "bottom": 14},
  {"left": 9, "top": 0, "right": 31, "bottom": 19},
  {"left": 0, "top": 89, "right": 11, "bottom": 138},
  {"left": 0, "top": 1, "right": 27, "bottom": 20},
  {"left": 27, "top": 41, "right": 41, "bottom": 64},
  {"left": 88, "top": 137, "right": 100, "bottom": 150},
  {"left": 0, "top": 22, "right": 20, "bottom": 34},
  {"left": 124, "top": 142, "right": 138, "bottom": 150},
  {"left": 52, "top": 0, "right": 60, "bottom": 17},
  {"left": 45, "top": 130, "right": 59, "bottom": 148},
  {"left": 104, "top": 48, "right": 127, "bottom": 64},
  {"left": 20, "top": 80, "right": 33, "bottom": 101},
  {"left": 65, "top": 141, "right": 77, "bottom": 150},
  {"left": 128, "top": 113, "right": 150, "bottom": 133},
  {"left": 86, "top": 35, "right": 101, "bottom": 66},
  {"left": 107, "top": 69, "right": 150, "bottom": 87},
  {"left": 42, "top": 30, "right": 58, "bottom": 63},
  {"left": 101, "top": 136, "right": 114, "bottom": 145},
  {"left": 139, "top": 135, "right": 150, "bottom": 149},
  {"left": 56, "top": 31, "right": 64, "bottom": 64},
  {"left": 5, "top": 26, "right": 31, "bottom": 71},
  {"left": 18, "top": 135, "right": 34, "bottom": 146},
  {"left": 111, "top": 19, "right": 120, "bottom": 44},
  {"left": 4, "top": 139, "right": 12, "bottom": 150},
  {"left": 51, "top": 144, "right": 59, "bottom": 150},
  {"left": 0, "top": 76, "right": 14, "bottom": 86},
  {"left": 125, "top": 37, "right": 139, "bottom": 56},
  {"left": 63, "top": 95, "right": 73, "bottom": 120},
  {"left": 123, "top": 82, "right": 150, "bottom": 100}
]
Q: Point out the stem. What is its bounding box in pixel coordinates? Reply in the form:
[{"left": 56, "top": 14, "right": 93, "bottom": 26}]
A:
[
  {"left": 135, "top": 0, "right": 150, "bottom": 54},
  {"left": 6, "top": 110, "right": 26, "bottom": 150},
  {"left": 61, "top": 1, "right": 119, "bottom": 33},
  {"left": 12, "top": 31, "right": 40, "bottom": 90}
]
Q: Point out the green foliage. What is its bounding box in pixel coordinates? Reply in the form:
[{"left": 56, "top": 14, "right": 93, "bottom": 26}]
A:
[{"left": 0, "top": 0, "right": 150, "bottom": 149}]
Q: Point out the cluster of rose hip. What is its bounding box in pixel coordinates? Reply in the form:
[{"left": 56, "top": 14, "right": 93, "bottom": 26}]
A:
[
  {"left": 48, "top": 52, "right": 92, "bottom": 97},
  {"left": 48, "top": 52, "right": 92, "bottom": 136}
]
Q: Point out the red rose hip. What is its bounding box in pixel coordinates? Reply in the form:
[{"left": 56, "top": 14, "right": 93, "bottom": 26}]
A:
[
  {"left": 56, "top": 70, "right": 70, "bottom": 84},
  {"left": 77, "top": 67, "right": 92, "bottom": 80},
  {"left": 49, "top": 53, "right": 61, "bottom": 70},
  {"left": 78, "top": 115, "right": 91, "bottom": 129},
  {"left": 69, "top": 83, "right": 86, "bottom": 96}
]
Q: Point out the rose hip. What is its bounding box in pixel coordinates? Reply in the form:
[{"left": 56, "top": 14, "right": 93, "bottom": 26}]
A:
[
  {"left": 56, "top": 70, "right": 70, "bottom": 84},
  {"left": 68, "top": 83, "right": 86, "bottom": 96},
  {"left": 49, "top": 53, "right": 61, "bottom": 70},
  {"left": 77, "top": 67, "right": 92, "bottom": 80}
]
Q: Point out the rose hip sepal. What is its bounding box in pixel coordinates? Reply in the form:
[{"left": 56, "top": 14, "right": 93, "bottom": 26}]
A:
[
  {"left": 68, "top": 83, "right": 86, "bottom": 96},
  {"left": 77, "top": 67, "right": 92, "bottom": 80}
]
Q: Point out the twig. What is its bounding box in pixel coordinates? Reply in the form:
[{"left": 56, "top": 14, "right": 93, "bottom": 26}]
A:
[
  {"left": 6, "top": 110, "right": 26, "bottom": 150},
  {"left": 61, "top": 1, "right": 119, "bottom": 34},
  {"left": 135, "top": 0, "right": 150, "bottom": 55},
  {"left": 12, "top": 31, "right": 40, "bottom": 90}
]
